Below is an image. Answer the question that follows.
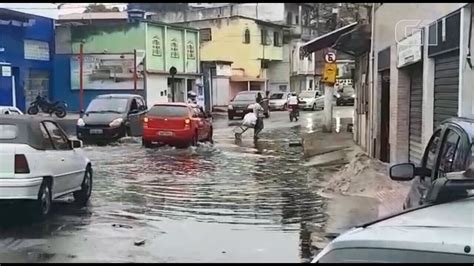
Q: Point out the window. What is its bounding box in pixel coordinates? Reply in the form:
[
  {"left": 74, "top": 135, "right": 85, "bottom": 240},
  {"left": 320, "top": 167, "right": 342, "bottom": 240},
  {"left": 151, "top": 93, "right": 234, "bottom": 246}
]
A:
[
  {"left": 309, "top": 80, "right": 313, "bottom": 89},
  {"left": 130, "top": 99, "right": 139, "bottom": 112},
  {"left": 279, "top": 85, "right": 287, "bottom": 91},
  {"left": 437, "top": 129, "right": 465, "bottom": 178},
  {"left": 148, "top": 105, "right": 189, "bottom": 117},
  {"left": 243, "top": 28, "right": 250, "bottom": 44},
  {"left": 39, "top": 123, "right": 54, "bottom": 149},
  {"left": 273, "top": 31, "right": 280, "bottom": 47},
  {"left": 152, "top": 36, "right": 162, "bottom": 56},
  {"left": 287, "top": 12, "right": 293, "bottom": 25},
  {"left": 200, "top": 28, "right": 212, "bottom": 42},
  {"left": 136, "top": 97, "right": 146, "bottom": 110},
  {"left": 43, "top": 121, "right": 70, "bottom": 150},
  {"left": 422, "top": 129, "right": 441, "bottom": 177},
  {"left": 261, "top": 29, "right": 268, "bottom": 45},
  {"left": 0, "top": 124, "right": 18, "bottom": 140},
  {"left": 170, "top": 38, "right": 179, "bottom": 58},
  {"left": 187, "top": 41, "right": 195, "bottom": 59}
]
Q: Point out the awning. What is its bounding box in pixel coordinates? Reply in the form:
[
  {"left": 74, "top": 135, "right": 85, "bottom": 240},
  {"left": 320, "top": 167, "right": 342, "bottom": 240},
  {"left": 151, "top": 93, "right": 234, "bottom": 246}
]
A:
[
  {"left": 332, "top": 23, "right": 371, "bottom": 56},
  {"left": 230, "top": 75, "right": 266, "bottom": 82},
  {"left": 300, "top": 22, "right": 358, "bottom": 55}
]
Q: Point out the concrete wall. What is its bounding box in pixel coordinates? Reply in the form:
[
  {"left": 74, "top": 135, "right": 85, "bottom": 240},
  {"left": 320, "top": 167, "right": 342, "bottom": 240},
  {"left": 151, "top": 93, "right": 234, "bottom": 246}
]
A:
[{"left": 372, "top": 3, "right": 468, "bottom": 163}]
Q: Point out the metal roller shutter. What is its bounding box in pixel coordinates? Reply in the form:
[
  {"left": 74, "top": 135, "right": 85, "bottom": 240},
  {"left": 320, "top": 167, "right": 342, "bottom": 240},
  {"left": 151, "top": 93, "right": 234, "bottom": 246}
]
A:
[
  {"left": 433, "top": 50, "right": 459, "bottom": 129},
  {"left": 409, "top": 64, "right": 423, "bottom": 165}
]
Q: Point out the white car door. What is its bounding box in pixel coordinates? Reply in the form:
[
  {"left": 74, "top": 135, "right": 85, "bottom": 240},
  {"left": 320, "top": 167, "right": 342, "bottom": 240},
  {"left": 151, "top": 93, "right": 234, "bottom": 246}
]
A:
[{"left": 42, "top": 121, "right": 84, "bottom": 195}]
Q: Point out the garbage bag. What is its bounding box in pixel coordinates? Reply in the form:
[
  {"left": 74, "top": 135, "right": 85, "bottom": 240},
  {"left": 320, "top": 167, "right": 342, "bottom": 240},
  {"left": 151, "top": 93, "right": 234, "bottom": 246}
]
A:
[{"left": 242, "top": 112, "right": 257, "bottom": 127}]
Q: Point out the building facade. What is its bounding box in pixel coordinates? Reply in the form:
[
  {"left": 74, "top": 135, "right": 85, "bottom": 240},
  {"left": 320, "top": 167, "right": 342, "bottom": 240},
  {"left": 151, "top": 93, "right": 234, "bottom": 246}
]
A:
[
  {"left": 54, "top": 20, "right": 200, "bottom": 110},
  {"left": 0, "top": 8, "right": 56, "bottom": 111}
]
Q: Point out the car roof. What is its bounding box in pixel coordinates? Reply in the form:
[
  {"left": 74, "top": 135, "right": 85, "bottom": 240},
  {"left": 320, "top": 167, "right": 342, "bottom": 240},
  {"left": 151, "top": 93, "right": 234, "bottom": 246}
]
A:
[
  {"left": 0, "top": 115, "right": 63, "bottom": 149},
  {"left": 328, "top": 197, "right": 474, "bottom": 255},
  {"left": 96, "top": 94, "right": 142, "bottom": 99}
]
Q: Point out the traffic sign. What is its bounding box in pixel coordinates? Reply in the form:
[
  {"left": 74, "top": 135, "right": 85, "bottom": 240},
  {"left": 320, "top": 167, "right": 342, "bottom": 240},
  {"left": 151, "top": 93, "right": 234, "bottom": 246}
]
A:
[
  {"left": 322, "top": 63, "right": 337, "bottom": 84},
  {"left": 324, "top": 52, "right": 336, "bottom": 63}
]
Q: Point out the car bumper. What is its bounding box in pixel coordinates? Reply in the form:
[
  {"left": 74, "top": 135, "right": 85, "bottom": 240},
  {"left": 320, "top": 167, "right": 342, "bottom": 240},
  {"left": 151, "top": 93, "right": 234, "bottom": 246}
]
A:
[
  {"left": 228, "top": 109, "right": 250, "bottom": 118},
  {"left": 143, "top": 128, "right": 194, "bottom": 144},
  {"left": 299, "top": 103, "right": 314, "bottom": 109},
  {"left": 0, "top": 177, "right": 43, "bottom": 200},
  {"left": 77, "top": 125, "right": 126, "bottom": 142}
]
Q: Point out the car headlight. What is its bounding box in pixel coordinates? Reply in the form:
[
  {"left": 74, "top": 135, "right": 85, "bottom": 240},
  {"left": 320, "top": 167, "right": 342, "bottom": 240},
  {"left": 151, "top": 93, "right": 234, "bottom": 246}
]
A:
[
  {"left": 336, "top": 94, "right": 341, "bottom": 98},
  {"left": 109, "top": 118, "right": 124, "bottom": 127},
  {"left": 228, "top": 104, "right": 233, "bottom": 110},
  {"left": 77, "top": 118, "right": 85, "bottom": 127},
  {"left": 352, "top": 94, "right": 356, "bottom": 98}
]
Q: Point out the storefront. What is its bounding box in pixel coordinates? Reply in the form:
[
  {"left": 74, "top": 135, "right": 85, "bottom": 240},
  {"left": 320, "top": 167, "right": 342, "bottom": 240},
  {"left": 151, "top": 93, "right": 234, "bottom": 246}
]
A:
[{"left": 0, "top": 8, "right": 55, "bottom": 111}]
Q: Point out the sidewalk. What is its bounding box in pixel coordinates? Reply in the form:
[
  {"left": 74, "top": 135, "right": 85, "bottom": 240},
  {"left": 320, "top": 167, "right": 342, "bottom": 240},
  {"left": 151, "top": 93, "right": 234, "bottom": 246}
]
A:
[{"left": 301, "top": 122, "right": 411, "bottom": 249}]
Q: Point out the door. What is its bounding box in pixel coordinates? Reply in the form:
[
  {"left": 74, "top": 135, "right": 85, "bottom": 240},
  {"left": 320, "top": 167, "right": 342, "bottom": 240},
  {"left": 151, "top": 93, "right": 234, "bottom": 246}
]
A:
[
  {"left": 127, "top": 98, "right": 145, "bottom": 136},
  {"left": 408, "top": 63, "right": 424, "bottom": 165},
  {"left": 42, "top": 121, "right": 82, "bottom": 195},
  {"left": 434, "top": 126, "right": 469, "bottom": 179},
  {"left": 433, "top": 50, "right": 459, "bottom": 129},
  {"left": 192, "top": 106, "right": 209, "bottom": 140},
  {"left": 380, "top": 71, "right": 390, "bottom": 163}
]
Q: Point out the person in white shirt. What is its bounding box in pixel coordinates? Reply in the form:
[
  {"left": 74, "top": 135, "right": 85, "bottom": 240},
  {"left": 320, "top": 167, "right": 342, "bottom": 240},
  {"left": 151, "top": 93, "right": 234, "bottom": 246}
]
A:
[{"left": 253, "top": 97, "right": 265, "bottom": 140}]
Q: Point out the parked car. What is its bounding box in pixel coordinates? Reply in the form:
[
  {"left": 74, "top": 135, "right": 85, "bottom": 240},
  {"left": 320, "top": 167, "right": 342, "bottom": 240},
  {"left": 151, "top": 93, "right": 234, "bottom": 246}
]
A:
[
  {"left": 0, "top": 106, "right": 23, "bottom": 115},
  {"left": 335, "top": 85, "right": 355, "bottom": 106},
  {"left": 142, "top": 103, "right": 213, "bottom": 148},
  {"left": 268, "top": 92, "right": 290, "bottom": 111},
  {"left": 298, "top": 90, "right": 322, "bottom": 111},
  {"left": 390, "top": 117, "right": 474, "bottom": 209},
  {"left": 0, "top": 115, "right": 92, "bottom": 220},
  {"left": 312, "top": 192, "right": 474, "bottom": 262},
  {"left": 227, "top": 91, "right": 269, "bottom": 120},
  {"left": 76, "top": 94, "right": 147, "bottom": 144}
]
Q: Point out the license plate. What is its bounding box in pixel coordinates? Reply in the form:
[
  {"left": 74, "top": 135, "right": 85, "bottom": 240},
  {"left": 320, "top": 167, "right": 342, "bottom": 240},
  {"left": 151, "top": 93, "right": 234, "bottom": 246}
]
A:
[
  {"left": 90, "top": 129, "right": 103, "bottom": 134},
  {"left": 158, "top": 131, "right": 174, "bottom": 136}
]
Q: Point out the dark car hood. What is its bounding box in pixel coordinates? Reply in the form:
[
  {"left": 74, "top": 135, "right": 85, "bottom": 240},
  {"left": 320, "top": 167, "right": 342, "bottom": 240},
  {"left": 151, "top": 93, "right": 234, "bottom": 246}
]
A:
[
  {"left": 230, "top": 100, "right": 254, "bottom": 108},
  {"left": 83, "top": 113, "right": 125, "bottom": 126}
]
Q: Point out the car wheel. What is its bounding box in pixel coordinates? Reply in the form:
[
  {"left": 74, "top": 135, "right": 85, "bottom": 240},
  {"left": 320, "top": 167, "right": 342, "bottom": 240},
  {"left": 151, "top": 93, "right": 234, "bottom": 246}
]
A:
[
  {"left": 142, "top": 139, "right": 153, "bottom": 148},
  {"left": 54, "top": 107, "right": 67, "bottom": 118},
  {"left": 32, "top": 180, "right": 52, "bottom": 220},
  {"left": 73, "top": 167, "right": 93, "bottom": 207},
  {"left": 27, "top": 106, "right": 39, "bottom": 115}
]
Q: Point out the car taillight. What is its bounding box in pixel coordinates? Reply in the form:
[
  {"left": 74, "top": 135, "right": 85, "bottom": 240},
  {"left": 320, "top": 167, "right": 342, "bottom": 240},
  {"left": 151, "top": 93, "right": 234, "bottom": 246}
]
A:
[
  {"left": 185, "top": 118, "right": 191, "bottom": 129},
  {"left": 143, "top": 117, "right": 149, "bottom": 127},
  {"left": 15, "top": 154, "right": 30, "bottom": 174}
]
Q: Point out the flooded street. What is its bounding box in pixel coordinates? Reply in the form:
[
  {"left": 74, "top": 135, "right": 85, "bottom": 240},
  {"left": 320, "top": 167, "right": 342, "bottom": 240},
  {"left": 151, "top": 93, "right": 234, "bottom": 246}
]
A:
[{"left": 0, "top": 108, "right": 353, "bottom": 263}]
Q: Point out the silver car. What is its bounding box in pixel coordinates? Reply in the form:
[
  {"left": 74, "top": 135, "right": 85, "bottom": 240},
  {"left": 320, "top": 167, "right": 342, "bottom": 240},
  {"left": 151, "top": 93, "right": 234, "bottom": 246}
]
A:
[
  {"left": 298, "top": 90, "right": 322, "bottom": 111},
  {"left": 312, "top": 181, "right": 474, "bottom": 263},
  {"left": 0, "top": 106, "right": 23, "bottom": 115}
]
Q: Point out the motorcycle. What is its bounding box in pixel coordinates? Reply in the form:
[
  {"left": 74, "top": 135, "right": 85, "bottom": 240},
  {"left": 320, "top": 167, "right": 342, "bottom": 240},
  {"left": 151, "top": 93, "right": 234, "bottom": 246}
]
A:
[
  {"left": 27, "top": 95, "right": 68, "bottom": 118},
  {"left": 289, "top": 104, "right": 299, "bottom": 122}
]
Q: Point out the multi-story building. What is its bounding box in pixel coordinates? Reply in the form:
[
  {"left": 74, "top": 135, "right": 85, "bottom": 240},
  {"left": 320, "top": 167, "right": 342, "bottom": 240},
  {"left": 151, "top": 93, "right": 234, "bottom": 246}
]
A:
[
  {"left": 0, "top": 5, "right": 57, "bottom": 111},
  {"left": 54, "top": 18, "right": 200, "bottom": 110}
]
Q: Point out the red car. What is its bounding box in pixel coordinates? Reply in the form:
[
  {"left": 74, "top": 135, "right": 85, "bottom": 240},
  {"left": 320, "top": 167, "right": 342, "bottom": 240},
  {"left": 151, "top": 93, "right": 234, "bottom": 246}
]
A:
[{"left": 142, "top": 103, "right": 213, "bottom": 148}]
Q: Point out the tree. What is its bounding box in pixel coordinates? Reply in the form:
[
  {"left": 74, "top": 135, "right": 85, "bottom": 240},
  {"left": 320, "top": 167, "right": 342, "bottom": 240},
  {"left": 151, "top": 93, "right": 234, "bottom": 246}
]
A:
[
  {"left": 127, "top": 3, "right": 189, "bottom": 12},
  {"left": 84, "top": 4, "right": 120, "bottom": 13}
]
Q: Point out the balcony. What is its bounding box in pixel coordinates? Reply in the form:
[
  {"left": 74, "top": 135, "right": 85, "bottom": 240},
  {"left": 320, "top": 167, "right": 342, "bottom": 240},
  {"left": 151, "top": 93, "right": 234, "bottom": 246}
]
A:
[{"left": 288, "top": 25, "right": 317, "bottom": 41}]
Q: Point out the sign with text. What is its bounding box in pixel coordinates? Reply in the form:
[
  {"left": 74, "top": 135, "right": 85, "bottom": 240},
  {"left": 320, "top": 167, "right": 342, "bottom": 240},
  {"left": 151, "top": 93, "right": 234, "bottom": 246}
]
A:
[
  {"left": 24, "top": 40, "right": 50, "bottom": 61},
  {"left": 322, "top": 63, "right": 337, "bottom": 84},
  {"left": 397, "top": 30, "right": 422, "bottom": 68},
  {"left": 70, "top": 51, "right": 145, "bottom": 90}
]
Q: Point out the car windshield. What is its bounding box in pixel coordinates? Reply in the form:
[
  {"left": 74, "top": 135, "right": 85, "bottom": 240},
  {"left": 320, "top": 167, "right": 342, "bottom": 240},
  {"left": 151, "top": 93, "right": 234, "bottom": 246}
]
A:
[
  {"left": 270, "top": 93, "right": 284, "bottom": 99},
  {"left": 234, "top": 93, "right": 257, "bottom": 101},
  {"left": 86, "top": 98, "right": 128, "bottom": 114},
  {"left": 148, "top": 105, "right": 189, "bottom": 117},
  {"left": 0, "top": 124, "right": 18, "bottom": 139},
  {"left": 299, "top": 91, "right": 315, "bottom": 98}
]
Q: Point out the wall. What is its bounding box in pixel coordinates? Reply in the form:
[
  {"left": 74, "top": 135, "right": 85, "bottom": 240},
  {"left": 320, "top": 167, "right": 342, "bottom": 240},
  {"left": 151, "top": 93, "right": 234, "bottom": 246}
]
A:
[
  {"left": 146, "top": 74, "right": 168, "bottom": 106},
  {"left": 0, "top": 12, "right": 55, "bottom": 111}
]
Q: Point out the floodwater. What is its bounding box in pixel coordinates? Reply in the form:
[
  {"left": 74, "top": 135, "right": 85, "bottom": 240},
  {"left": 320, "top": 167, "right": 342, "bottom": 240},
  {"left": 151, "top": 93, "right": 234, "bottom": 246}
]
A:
[{"left": 0, "top": 110, "right": 353, "bottom": 263}]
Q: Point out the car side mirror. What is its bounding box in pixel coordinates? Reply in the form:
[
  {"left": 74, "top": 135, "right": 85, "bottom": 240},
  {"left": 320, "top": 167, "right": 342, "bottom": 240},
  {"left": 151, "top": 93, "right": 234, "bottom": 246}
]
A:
[
  {"left": 390, "top": 163, "right": 416, "bottom": 181},
  {"left": 71, "top": 140, "right": 83, "bottom": 149}
]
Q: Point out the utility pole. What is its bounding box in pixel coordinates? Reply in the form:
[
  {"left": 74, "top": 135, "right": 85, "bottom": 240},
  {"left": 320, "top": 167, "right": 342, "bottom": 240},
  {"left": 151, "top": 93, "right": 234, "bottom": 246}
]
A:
[
  {"left": 322, "top": 50, "right": 337, "bottom": 132},
  {"left": 79, "top": 41, "right": 84, "bottom": 115}
]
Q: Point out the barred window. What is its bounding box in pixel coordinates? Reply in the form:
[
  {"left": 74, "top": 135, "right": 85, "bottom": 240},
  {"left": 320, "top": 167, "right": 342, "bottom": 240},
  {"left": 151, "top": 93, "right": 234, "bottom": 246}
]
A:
[
  {"left": 187, "top": 41, "right": 195, "bottom": 59},
  {"left": 170, "top": 38, "right": 179, "bottom": 58},
  {"left": 152, "top": 36, "right": 162, "bottom": 56}
]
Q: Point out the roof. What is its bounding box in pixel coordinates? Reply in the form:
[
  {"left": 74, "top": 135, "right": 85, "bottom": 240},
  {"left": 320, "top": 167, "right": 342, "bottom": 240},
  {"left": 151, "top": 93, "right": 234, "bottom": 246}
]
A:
[
  {"left": 58, "top": 12, "right": 128, "bottom": 21},
  {"left": 96, "top": 94, "right": 143, "bottom": 99},
  {"left": 0, "top": 115, "right": 62, "bottom": 150},
  {"left": 173, "top": 15, "right": 290, "bottom": 29},
  {"left": 230, "top": 75, "right": 266, "bottom": 82},
  {"left": 301, "top": 22, "right": 358, "bottom": 54},
  {"left": 326, "top": 197, "right": 474, "bottom": 257}
]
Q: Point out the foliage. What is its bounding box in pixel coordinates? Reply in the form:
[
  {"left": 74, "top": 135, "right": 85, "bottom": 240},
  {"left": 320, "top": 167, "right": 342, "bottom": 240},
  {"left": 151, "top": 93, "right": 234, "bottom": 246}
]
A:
[{"left": 84, "top": 4, "right": 120, "bottom": 13}]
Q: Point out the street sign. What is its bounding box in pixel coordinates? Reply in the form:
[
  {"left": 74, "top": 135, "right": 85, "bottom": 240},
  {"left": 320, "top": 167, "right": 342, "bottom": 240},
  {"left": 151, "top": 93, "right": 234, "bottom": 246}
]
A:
[
  {"left": 322, "top": 63, "right": 337, "bottom": 84},
  {"left": 324, "top": 52, "right": 336, "bottom": 63}
]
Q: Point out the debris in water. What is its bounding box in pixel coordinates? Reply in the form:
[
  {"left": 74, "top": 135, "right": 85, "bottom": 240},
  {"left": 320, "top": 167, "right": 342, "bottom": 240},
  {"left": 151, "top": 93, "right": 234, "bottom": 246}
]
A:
[
  {"left": 112, "top": 224, "right": 133, "bottom": 229},
  {"left": 134, "top": 240, "right": 146, "bottom": 246}
]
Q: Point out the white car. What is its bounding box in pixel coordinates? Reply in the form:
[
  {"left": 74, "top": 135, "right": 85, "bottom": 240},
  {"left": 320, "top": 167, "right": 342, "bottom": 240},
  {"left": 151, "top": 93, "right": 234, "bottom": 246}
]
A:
[
  {"left": 0, "top": 115, "right": 92, "bottom": 220},
  {"left": 0, "top": 106, "right": 23, "bottom": 115},
  {"left": 268, "top": 92, "right": 290, "bottom": 110},
  {"left": 298, "top": 90, "right": 322, "bottom": 111}
]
